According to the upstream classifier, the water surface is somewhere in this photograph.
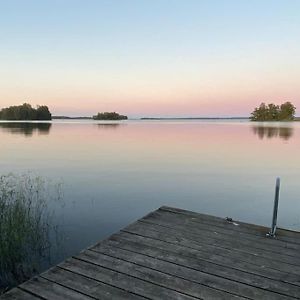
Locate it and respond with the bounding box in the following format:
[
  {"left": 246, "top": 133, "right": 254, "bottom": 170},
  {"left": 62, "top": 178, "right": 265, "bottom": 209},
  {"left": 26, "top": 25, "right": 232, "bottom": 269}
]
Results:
[{"left": 1, "top": 119, "right": 299, "bottom": 270}]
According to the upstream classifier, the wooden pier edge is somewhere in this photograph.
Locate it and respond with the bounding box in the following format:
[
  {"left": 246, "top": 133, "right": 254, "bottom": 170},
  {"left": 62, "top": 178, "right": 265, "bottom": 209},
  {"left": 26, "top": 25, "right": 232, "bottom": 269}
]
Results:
[{"left": 2, "top": 206, "right": 300, "bottom": 300}]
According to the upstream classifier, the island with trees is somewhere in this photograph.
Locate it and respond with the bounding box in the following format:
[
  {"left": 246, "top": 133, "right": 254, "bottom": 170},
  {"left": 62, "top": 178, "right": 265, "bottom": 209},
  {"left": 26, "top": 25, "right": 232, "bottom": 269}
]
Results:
[
  {"left": 0, "top": 103, "right": 52, "bottom": 120},
  {"left": 93, "top": 112, "right": 128, "bottom": 120},
  {"left": 250, "top": 101, "right": 296, "bottom": 121}
]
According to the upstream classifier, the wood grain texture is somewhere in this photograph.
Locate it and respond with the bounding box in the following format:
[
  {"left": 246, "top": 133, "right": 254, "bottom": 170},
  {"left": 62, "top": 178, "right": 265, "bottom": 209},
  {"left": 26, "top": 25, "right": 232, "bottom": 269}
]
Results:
[
  {"left": 0, "top": 288, "right": 41, "bottom": 300},
  {"left": 1, "top": 206, "right": 300, "bottom": 299}
]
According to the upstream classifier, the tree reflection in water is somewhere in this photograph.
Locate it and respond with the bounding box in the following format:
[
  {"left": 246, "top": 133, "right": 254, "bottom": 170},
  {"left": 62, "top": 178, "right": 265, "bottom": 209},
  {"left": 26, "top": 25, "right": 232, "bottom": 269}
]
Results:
[
  {"left": 0, "top": 122, "right": 52, "bottom": 136},
  {"left": 252, "top": 125, "right": 294, "bottom": 140},
  {"left": 0, "top": 173, "right": 63, "bottom": 293},
  {"left": 96, "top": 123, "right": 123, "bottom": 130}
]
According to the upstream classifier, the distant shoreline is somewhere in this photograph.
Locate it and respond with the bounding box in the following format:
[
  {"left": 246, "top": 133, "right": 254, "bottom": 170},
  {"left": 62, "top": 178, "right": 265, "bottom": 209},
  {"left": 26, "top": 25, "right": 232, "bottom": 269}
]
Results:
[
  {"left": 140, "top": 117, "right": 250, "bottom": 120},
  {"left": 52, "top": 116, "right": 251, "bottom": 120},
  {"left": 52, "top": 116, "right": 92, "bottom": 120},
  {"left": 3, "top": 116, "right": 297, "bottom": 121}
]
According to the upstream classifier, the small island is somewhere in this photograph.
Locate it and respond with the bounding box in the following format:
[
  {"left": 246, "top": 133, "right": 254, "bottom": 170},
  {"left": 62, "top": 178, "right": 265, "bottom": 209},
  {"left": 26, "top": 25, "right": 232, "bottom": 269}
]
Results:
[
  {"left": 250, "top": 101, "right": 296, "bottom": 121},
  {"left": 93, "top": 112, "right": 128, "bottom": 120},
  {"left": 0, "top": 103, "right": 52, "bottom": 120}
]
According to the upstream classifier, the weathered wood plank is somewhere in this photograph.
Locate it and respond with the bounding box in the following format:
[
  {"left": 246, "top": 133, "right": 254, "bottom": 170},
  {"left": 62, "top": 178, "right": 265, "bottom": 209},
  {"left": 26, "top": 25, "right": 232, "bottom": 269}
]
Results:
[
  {"left": 122, "top": 223, "right": 300, "bottom": 276},
  {"left": 90, "top": 240, "right": 300, "bottom": 299},
  {"left": 41, "top": 266, "right": 146, "bottom": 300},
  {"left": 140, "top": 214, "right": 300, "bottom": 262},
  {"left": 110, "top": 230, "right": 300, "bottom": 286},
  {"left": 60, "top": 257, "right": 198, "bottom": 300},
  {"left": 0, "top": 288, "right": 41, "bottom": 300},
  {"left": 160, "top": 206, "right": 300, "bottom": 244},
  {"left": 125, "top": 220, "right": 300, "bottom": 271},
  {"left": 2, "top": 206, "right": 300, "bottom": 300},
  {"left": 150, "top": 209, "right": 300, "bottom": 252},
  {"left": 20, "top": 276, "right": 94, "bottom": 300},
  {"left": 76, "top": 249, "right": 247, "bottom": 300}
]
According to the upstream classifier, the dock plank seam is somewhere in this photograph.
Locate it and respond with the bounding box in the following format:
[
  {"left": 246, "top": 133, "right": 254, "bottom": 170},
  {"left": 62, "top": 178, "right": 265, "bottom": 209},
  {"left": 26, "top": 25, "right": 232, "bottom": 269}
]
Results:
[
  {"left": 138, "top": 217, "right": 300, "bottom": 259},
  {"left": 96, "top": 238, "right": 299, "bottom": 299},
  {"left": 55, "top": 266, "right": 151, "bottom": 300},
  {"left": 2, "top": 206, "right": 300, "bottom": 300},
  {"left": 159, "top": 207, "right": 300, "bottom": 244},
  {"left": 72, "top": 256, "right": 203, "bottom": 300},
  {"left": 16, "top": 288, "right": 45, "bottom": 300},
  {"left": 120, "top": 227, "right": 299, "bottom": 276},
  {"left": 136, "top": 220, "right": 300, "bottom": 267},
  {"left": 154, "top": 209, "right": 300, "bottom": 251},
  {"left": 120, "top": 230, "right": 300, "bottom": 287},
  {"left": 117, "top": 229, "right": 300, "bottom": 278},
  {"left": 87, "top": 249, "right": 254, "bottom": 300},
  {"left": 91, "top": 240, "right": 300, "bottom": 298}
]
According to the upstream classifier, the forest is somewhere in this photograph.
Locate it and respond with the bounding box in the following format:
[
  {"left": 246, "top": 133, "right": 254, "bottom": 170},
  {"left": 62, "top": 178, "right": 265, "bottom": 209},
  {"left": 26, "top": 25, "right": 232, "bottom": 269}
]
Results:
[{"left": 0, "top": 103, "right": 52, "bottom": 120}]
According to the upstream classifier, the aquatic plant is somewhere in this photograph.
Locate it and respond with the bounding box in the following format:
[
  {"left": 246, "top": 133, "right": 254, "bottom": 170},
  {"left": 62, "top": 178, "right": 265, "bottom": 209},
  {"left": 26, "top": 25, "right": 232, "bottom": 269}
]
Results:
[{"left": 0, "top": 173, "right": 63, "bottom": 293}]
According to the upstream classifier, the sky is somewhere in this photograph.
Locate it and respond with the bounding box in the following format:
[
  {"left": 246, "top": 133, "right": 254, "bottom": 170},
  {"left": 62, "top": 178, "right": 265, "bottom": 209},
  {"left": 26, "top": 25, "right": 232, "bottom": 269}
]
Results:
[{"left": 0, "top": 0, "right": 299, "bottom": 117}]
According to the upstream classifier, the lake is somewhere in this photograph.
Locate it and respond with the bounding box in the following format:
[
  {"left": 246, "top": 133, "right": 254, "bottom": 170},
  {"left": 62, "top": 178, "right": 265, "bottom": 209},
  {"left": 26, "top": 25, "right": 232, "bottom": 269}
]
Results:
[{"left": 1, "top": 119, "right": 300, "bottom": 278}]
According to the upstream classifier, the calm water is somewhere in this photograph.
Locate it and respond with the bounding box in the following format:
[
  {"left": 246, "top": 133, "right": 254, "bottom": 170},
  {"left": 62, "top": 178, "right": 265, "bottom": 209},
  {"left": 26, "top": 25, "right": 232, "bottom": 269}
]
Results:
[{"left": 1, "top": 120, "right": 300, "bottom": 269}]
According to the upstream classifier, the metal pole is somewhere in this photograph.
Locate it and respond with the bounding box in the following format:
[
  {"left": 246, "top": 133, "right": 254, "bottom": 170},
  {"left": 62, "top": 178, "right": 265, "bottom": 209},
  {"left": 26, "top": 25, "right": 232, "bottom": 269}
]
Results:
[{"left": 268, "top": 177, "right": 280, "bottom": 237}]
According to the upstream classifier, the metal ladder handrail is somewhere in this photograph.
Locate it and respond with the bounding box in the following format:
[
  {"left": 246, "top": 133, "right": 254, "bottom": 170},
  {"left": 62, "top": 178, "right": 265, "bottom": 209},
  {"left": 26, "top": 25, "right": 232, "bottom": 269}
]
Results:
[{"left": 267, "top": 177, "right": 280, "bottom": 238}]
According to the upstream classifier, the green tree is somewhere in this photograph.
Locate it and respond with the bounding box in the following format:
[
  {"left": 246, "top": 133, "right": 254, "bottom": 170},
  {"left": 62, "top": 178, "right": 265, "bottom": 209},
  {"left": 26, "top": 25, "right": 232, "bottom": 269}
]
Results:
[
  {"left": 266, "top": 103, "right": 280, "bottom": 121},
  {"left": 0, "top": 103, "right": 52, "bottom": 120},
  {"left": 250, "top": 101, "right": 296, "bottom": 121},
  {"left": 16, "top": 103, "right": 36, "bottom": 120},
  {"left": 278, "top": 102, "right": 296, "bottom": 120},
  {"left": 93, "top": 112, "right": 128, "bottom": 120},
  {"left": 250, "top": 103, "right": 268, "bottom": 121},
  {"left": 36, "top": 106, "right": 52, "bottom": 120}
]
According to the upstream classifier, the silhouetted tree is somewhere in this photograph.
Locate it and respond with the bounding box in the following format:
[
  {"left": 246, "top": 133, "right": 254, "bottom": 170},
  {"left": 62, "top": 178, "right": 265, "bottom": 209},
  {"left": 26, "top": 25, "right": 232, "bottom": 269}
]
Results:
[
  {"left": 36, "top": 106, "right": 51, "bottom": 120},
  {"left": 93, "top": 112, "right": 128, "bottom": 120},
  {"left": 0, "top": 103, "right": 52, "bottom": 120},
  {"left": 251, "top": 101, "right": 296, "bottom": 121}
]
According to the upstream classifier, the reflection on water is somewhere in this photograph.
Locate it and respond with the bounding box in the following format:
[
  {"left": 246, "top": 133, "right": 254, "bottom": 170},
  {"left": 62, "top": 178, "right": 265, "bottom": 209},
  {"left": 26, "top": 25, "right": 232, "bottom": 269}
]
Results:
[
  {"left": 0, "top": 173, "right": 63, "bottom": 293},
  {"left": 252, "top": 125, "right": 294, "bottom": 140},
  {"left": 0, "top": 122, "right": 52, "bottom": 136},
  {"left": 96, "top": 123, "right": 123, "bottom": 129},
  {"left": 1, "top": 120, "right": 300, "bottom": 294}
]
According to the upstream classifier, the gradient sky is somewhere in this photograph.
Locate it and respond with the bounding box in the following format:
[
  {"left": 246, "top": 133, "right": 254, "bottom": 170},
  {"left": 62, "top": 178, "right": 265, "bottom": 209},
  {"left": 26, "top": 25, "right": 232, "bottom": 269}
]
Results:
[{"left": 0, "top": 0, "right": 299, "bottom": 117}]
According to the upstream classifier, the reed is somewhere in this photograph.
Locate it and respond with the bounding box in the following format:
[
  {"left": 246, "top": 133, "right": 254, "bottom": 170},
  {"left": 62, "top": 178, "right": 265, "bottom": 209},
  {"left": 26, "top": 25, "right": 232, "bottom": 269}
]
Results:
[{"left": 0, "top": 173, "right": 62, "bottom": 292}]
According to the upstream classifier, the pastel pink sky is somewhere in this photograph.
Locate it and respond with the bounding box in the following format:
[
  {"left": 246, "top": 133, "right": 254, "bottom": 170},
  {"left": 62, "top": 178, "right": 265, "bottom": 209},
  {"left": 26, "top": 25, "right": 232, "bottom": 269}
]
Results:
[{"left": 0, "top": 1, "right": 299, "bottom": 117}]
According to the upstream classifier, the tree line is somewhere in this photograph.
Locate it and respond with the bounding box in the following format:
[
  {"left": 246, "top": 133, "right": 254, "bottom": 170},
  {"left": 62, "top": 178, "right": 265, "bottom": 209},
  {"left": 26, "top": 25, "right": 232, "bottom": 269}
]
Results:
[
  {"left": 93, "top": 112, "right": 128, "bottom": 120},
  {"left": 0, "top": 103, "right": 52, "bottom": 120},
  {"left": 250, "top": 101, "right": 296, "bottom": 121}
]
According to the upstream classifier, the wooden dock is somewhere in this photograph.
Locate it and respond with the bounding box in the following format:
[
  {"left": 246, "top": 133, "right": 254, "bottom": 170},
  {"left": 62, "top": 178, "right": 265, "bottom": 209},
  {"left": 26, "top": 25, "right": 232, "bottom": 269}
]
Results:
[{"left": 2, "top": 206, "right": 300, "bottom": 299}]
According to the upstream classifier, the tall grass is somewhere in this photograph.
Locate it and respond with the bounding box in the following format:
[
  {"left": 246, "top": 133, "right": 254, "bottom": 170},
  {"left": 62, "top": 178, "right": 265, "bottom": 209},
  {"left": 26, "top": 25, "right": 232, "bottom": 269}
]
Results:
[{"left": 0, "top": 173, "right": 63, "bottom": 292}]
